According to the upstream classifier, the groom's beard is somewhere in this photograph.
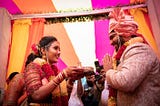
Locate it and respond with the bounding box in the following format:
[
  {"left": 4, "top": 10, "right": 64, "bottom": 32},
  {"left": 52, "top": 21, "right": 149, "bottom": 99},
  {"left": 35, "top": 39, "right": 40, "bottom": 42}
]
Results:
[{"left": 115, "top": 36, "right": 125, "bottom": 52}]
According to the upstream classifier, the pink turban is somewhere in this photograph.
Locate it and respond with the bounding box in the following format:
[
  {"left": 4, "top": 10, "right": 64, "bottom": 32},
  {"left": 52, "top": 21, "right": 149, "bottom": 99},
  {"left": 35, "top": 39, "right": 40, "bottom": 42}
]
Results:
[{"left": 109, "top": 8, "right": 138, "bottom": 37}]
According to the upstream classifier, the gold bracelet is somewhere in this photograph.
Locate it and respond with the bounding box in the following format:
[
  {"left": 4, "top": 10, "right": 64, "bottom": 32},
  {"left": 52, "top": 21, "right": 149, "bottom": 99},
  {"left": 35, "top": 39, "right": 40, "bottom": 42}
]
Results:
[
  {"left": 62, "top": 69, "right": 68, "bottom": 78},
  {"left": 51, "top": 80, "right": 59, "bottom": 86}
]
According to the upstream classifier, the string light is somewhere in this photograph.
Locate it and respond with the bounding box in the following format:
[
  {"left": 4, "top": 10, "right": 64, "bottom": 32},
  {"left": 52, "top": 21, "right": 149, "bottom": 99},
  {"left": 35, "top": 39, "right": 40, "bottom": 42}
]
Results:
[{"left": 45, "top": 13, "right": 109, "bottom": 23}]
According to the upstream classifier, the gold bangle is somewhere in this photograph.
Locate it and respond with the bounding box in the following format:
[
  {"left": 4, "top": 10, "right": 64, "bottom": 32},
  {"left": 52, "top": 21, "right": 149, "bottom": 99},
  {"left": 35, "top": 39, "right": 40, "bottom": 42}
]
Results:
[
  {"left": 62, "top": 69, "right": 68, "bottom": 78},
  {"left": 51, "top": 79, "right": 59, "bottom": 86}
]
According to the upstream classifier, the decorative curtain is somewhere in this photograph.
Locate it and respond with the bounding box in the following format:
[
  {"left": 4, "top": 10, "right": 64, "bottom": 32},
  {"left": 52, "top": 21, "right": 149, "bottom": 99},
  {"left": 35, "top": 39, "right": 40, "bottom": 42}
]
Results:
[
  {"left": 130, "top": 8, "right": 160, "bottom": 58},
  {"left": 63, "top": 22, "right": 96, "bottom": 67},
  {"left": 5, "top": 0, "right": 160, "bottom": 80},
  {"left": 0, "top": 8, "right": 11, "bottom": 88},
  {"left": 147, "top": 0, "right": 160, "bottom": 58},
  {"left": 7, "top": 19, "right": 31, "bottom": 78},
  {"left": 94, "top": 20, "right": 114, "bottom": 64},
  {"left": 91, "top": 0, "right": 130, "bottom": 64},
  {"left": 44, "top": 23, "right": 80, "bottom": 67},
  {"left": 21, "top": 18, "right": 45, "bottom": 71}
]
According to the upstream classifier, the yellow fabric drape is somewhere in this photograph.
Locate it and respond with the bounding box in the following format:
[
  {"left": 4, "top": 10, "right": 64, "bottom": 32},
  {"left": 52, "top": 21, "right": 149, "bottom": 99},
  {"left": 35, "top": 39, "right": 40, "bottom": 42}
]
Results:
[
  {"left": 130, "top": 8, "right": 160, "bottom": 58},
  {"left": 7, "top": 19, "right": 31, "bottom": 78},
  {"left": 130, "top": 0, "right": 146, "bottom": 4},
  {"left": 21, "top": 18, "right": 45, "bottom": 71}
]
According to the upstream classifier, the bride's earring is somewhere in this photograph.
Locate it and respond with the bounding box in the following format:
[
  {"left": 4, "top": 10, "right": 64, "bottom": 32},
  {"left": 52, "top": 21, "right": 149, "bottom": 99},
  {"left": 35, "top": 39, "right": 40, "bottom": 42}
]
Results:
[{"left": 42, "top": 55, "right": 46, "bottom": 59}]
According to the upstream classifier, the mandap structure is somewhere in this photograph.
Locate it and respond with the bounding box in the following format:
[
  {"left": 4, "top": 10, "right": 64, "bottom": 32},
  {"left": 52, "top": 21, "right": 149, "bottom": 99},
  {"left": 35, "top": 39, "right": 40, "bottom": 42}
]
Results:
[{"left": 0, "top": 0, "right": 160, "bottom": 89}]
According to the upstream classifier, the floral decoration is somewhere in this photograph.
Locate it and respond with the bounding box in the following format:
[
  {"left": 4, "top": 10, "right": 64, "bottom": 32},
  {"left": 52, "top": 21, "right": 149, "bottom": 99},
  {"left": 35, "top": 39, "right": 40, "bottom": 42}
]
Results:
[
  {"left": 41, "top": 63, "right": 55, "bottom": 79},
  {"left": 31, "top": 44, "right": 39, "bottom": 55},
  {"left": 41, "top": 63, "right": 59, "bottom": 80}
]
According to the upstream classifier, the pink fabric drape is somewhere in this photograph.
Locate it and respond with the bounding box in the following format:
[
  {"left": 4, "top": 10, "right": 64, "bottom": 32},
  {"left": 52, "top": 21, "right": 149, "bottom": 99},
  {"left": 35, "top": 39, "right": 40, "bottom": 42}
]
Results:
[
  {"left": 0, "top": 8, "right": 11, "bottom": 88},
  {"left": 91, "top": 0, "right": 130, "bottom": 64},
  {"left": 147, "top": 0, "right": 160, "bottom": 59}
]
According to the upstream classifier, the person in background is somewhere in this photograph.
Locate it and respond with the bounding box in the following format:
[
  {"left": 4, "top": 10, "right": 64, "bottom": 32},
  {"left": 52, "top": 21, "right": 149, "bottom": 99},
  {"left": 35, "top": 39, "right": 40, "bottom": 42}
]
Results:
[
  {"left": 3, "top": 71, "right": 27, "bottom": 106},
  {"left": 6, "top": 72, "right": 19, "bottom": 85},
  {"left": 3, "top": 51, "right": 40, "bottom": 106},
  {"left": 68, "top": 66, "right": 95, "bottom": 106},
  {"left": 24, "top": 35, "right": 86, "bottom": 105},
  {"left": 102, "top": 8, "right": 160, "bottom": 106},
  {"left": 81, "top": 68, "right": 105, "bottom": 106},
  {"left": 0, "top": 88, "right": 5, "bottom": 106}
]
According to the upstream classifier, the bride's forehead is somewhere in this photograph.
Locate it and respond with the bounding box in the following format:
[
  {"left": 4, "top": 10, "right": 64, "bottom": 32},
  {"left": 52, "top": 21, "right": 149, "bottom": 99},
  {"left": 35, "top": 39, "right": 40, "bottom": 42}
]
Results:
[{"left": 50, "top": 41, "right": 60, "bottom": 46}]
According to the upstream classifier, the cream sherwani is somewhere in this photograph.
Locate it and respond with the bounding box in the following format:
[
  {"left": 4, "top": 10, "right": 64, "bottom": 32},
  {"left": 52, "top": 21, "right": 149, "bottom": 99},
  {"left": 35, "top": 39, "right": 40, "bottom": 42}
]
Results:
[{"left": 106, "top": 42, "right": 160, "bottom": 106}]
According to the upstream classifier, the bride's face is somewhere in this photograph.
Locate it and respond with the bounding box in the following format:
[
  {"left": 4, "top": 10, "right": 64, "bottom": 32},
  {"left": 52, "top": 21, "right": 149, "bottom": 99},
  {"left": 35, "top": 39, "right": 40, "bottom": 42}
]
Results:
[{"left": 45, "top": 41, "right": 61, "bottom": 64}]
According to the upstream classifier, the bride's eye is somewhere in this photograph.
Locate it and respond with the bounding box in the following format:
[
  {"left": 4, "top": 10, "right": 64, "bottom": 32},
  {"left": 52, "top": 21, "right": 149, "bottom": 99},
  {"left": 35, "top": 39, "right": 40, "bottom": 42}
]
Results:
[{"left": 53, "top": 46, "right": 60, "bottom": 51}]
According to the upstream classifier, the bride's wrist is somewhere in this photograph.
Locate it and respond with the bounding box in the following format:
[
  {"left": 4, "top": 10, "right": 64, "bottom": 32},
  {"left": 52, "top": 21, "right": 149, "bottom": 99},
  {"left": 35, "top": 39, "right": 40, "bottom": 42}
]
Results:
[{"left": 62, "top": 69, "right": 68, "bottom": 78}]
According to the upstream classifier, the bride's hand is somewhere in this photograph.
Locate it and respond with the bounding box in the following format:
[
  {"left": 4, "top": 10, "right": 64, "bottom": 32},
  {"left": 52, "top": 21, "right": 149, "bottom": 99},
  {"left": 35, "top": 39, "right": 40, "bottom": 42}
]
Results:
[{"left": 63, "top": 66, "right": 84, "bottom": 80}]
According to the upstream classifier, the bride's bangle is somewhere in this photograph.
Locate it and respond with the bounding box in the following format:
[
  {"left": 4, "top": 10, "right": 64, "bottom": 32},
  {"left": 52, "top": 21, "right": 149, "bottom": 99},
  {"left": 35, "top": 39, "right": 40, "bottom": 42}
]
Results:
[
  {"left": 62, "top": 69, "right": 68, "bottom": 78},
  {"left": 52, "top": 71, "right": 66, "bottom": 86}
]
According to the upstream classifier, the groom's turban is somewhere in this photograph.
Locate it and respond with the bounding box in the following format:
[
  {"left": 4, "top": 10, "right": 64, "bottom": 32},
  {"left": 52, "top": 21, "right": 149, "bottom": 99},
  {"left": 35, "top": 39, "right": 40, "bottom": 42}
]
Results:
[{"left": 109, "top": 8, "right": 138, "bottom": 37}]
